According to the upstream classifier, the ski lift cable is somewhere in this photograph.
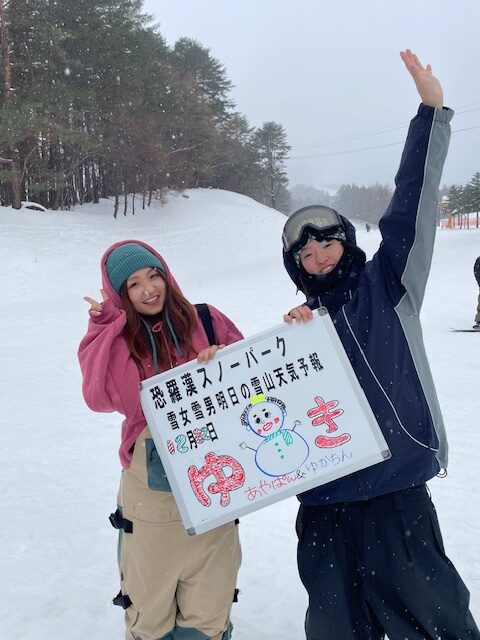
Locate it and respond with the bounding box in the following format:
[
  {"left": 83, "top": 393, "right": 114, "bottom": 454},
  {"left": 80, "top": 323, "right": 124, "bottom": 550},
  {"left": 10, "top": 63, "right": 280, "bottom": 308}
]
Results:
[
  {"left": 290, "top": 105, "right": 480, "bottom": 151},
  {"left": 289, "top": 124, "right": 480, "bottom": 160}
]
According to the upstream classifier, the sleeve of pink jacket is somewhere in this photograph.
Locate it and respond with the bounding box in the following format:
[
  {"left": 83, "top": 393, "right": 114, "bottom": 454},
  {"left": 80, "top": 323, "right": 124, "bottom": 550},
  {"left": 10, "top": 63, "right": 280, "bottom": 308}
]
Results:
[
  {"left": 78, "top": 301, "right": 244, "bottom": 419},
  {"left": 77, "top": 298, "right": 141, "bottom": 417}
]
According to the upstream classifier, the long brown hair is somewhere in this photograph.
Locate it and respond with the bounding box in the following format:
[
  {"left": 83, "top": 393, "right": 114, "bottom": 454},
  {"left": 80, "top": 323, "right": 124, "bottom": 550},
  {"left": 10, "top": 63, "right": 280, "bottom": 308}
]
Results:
[{"left": 120, "top": 269, "right": 197, "bottom": 372}]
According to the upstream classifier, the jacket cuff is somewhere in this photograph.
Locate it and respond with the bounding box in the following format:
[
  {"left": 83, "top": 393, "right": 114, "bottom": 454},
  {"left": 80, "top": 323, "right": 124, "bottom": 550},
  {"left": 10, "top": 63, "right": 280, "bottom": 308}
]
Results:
[{"left": 417, "top": 103, "right": 454, "bottom": 122}]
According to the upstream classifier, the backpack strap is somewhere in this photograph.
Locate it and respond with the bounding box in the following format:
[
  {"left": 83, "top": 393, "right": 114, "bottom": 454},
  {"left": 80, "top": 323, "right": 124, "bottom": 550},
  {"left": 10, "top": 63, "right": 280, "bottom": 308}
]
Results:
[{"left": 195, "top": 303, "right": 216, "bottom": 346}]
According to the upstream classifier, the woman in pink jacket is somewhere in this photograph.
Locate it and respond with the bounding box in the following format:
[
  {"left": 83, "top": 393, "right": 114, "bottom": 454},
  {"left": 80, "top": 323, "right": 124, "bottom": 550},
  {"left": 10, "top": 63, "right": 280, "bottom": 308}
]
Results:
[{"left": 79, "top": 240, "right": 243, "bottom": 640}]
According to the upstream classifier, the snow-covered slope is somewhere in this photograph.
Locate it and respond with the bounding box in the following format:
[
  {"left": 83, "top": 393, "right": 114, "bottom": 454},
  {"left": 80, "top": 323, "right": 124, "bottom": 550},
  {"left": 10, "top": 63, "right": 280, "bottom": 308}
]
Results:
[{"left": 0, "top": 188, "right": 478, "bottom": 638}]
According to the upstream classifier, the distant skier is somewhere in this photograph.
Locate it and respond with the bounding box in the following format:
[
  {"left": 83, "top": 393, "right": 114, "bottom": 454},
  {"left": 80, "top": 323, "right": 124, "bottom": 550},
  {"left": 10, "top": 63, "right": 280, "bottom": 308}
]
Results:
[
  {"left": 365, "top": 222, "right": 371, "bottom": 232},
  {"left": 473, "top": 256, "right": 480, "bottom": 330},
  {"left": 281, "top": 50, "right": 479, "bottom": 640}
]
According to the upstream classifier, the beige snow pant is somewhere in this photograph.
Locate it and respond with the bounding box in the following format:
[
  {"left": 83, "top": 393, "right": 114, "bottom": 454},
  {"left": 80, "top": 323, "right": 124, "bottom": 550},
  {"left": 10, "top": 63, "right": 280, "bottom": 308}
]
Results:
[{"left": 117, "top": 427, "right": 242, "bottom": 640}]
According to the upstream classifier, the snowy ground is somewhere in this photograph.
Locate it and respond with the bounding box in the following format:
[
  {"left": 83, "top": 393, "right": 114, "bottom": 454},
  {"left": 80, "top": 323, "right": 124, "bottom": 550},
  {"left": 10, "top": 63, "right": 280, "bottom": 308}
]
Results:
[{"left": 0, "top": 188, "right": 478, "bottom": 639}]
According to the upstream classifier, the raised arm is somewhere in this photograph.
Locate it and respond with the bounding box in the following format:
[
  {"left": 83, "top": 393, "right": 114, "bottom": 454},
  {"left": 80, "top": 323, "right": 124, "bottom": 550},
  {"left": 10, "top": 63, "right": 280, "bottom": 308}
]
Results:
[
  {"left": 371, "top": 51, "right": 453, "bottom": 314},
  {"left": 78, "top": 297, "right": 133, "bottom": 413}
]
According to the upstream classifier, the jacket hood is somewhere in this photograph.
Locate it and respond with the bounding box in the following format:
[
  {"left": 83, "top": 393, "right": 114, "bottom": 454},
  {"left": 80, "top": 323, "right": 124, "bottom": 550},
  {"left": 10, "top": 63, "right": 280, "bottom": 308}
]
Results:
[
  {"left": 283, "top": 214, "right": 360, "bottom": 293},
  {"left": 100, "top": 239, "right": 183, "bottom": 310}
]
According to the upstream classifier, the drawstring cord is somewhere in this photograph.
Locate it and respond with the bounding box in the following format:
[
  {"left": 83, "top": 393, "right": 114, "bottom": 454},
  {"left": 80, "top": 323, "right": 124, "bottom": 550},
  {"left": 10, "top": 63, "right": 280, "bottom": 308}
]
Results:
[
  {"left": 141, "top": 312, "right": 184, "bottom": 375},
  {"left": 141, "top": 318, "right": 161, "bottom": 374},
  {"left": 340, "top": 304, "right": 439, "bottom": 453},
  {"left": 164, "top": 309, "right": 184, "bottom": 358}
]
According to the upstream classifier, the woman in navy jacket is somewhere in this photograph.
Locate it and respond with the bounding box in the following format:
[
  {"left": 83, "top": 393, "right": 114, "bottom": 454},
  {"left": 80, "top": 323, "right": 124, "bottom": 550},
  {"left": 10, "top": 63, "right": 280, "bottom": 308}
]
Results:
[{"left": 282, "top": 49, "right": 479, "bottom": 640}]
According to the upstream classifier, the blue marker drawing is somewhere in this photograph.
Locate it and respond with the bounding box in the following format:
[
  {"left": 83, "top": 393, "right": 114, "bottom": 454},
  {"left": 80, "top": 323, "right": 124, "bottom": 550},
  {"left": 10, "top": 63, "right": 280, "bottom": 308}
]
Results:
[{"left": 239, "top": 394, "right": 309, "bottom": 477}]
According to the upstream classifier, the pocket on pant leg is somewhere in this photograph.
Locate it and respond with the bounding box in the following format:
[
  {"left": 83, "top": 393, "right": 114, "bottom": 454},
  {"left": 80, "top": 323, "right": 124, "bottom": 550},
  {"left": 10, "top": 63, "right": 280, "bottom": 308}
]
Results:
[
  {"left": 122, "top": 432, "right": 181, "bottom": 524},
  {"left": 297, "top": 504, "right": 336, "bottom": 589},
  {"left": 145, "top": 438, "right": 171, "bottom": 491},
  {"left": 122, "top": 467, "right": 182, "bottom": 524},
  {"left": 400, "top": 494, "right": 444, "bottom": 565},
  {"left": 426, "top": 501, "right": 447, "bottom": 556}
]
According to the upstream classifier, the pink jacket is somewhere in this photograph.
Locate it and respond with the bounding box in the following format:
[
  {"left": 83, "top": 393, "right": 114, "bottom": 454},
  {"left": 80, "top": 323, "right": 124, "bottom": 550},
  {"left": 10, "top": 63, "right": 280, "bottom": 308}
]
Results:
[{"left": 78, "top": 240, "right": 244, "bottom": 468}]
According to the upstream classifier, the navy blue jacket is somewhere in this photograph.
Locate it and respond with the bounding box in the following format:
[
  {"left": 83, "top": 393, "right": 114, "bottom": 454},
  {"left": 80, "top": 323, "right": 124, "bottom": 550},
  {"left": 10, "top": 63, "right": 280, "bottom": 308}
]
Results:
[{"left": 284, "top": 104, "right": 453, "bottom": 505}]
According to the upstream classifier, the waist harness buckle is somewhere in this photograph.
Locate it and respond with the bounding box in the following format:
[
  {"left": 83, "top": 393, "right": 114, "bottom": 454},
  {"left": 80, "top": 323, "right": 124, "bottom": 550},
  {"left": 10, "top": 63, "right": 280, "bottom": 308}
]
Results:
[{"left": 109, "top": 508, "right": 133, "bottom": 533}]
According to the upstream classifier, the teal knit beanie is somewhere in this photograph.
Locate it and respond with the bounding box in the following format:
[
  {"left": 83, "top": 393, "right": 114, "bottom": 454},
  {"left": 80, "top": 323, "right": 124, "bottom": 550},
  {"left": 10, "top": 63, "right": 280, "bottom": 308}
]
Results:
[{"left": 106, "top": 242, "right": 166, "bottom": 293}]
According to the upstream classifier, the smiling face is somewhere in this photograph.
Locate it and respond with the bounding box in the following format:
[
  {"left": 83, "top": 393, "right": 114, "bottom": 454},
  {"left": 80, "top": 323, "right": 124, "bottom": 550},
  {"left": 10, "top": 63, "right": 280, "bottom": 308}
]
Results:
[
  {"left": 126, "top": 267, "right": 167, "bottom": 315},
  {"left": 249, "top": 401, "right": 284, "bottom": 437},
  {"left": 299, "top": 238, "right": 344, "bottom": 276}
]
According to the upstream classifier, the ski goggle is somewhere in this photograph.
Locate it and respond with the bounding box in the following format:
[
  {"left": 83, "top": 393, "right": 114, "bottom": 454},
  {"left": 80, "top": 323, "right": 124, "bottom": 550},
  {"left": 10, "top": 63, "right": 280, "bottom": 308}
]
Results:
[{"left": 282, "top": 205, "right": 344, "bottom": 253}]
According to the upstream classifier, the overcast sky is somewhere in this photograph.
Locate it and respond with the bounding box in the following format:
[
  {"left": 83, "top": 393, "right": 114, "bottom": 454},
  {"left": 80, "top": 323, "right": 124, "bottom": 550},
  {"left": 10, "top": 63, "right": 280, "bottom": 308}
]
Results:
[{"left": 144, "top": 0, "right": 480, "bottom": 191}]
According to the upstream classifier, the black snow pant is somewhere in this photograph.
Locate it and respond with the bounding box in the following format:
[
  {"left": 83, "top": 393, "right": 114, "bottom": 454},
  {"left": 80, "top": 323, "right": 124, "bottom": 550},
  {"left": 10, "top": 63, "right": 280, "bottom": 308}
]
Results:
[
  {"left": 474, "top": 257, "right": 480, "bottom": 323},
  {"left": 296, "top": 484, "right": 479, "bottom": 640},
  {"left": 474, "top": 256, "right": 480, "bottom": 288}
]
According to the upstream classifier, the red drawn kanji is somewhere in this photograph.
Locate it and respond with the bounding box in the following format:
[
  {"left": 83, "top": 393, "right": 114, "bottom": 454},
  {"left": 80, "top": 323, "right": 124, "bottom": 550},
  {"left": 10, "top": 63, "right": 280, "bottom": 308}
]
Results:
[
  {"left": 188, "top": 453, "right": 245, "bottom": 507},
  {"left": 307, "top": 396, "right": 344, "bottom": 433},
  {"left": 315, "top": 433, "right": 351, "bottom": 448}
]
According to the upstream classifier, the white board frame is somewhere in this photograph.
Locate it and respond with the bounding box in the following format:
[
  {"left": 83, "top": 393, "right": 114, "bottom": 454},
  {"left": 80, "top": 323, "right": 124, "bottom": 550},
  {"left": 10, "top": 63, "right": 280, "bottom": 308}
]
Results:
[{"left": 140, "top": 310, "right": 390, "bottom": 534}]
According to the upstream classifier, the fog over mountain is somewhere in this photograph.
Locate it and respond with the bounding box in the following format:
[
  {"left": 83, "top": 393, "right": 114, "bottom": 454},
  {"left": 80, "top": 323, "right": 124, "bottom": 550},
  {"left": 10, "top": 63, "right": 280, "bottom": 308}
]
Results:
[{"left": 146, "top": 0, "right": 480, "bottom": 191}]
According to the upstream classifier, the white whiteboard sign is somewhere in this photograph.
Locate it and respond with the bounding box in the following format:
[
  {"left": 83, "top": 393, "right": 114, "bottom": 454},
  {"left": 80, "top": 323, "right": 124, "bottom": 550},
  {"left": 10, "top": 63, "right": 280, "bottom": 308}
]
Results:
[{"left": 140, "top": 311, "right": 390, "bottom": 534}]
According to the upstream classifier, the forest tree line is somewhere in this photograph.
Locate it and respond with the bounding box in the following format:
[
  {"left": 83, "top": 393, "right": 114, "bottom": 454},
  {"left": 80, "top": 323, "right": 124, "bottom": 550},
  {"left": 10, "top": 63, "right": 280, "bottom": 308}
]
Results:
[
  {"left": 1, "top": 1, "right": 478, "bottom": 220},
  {"left": 443, "top": 170, "right": 480, "bottom": 226},
  {"left": 291, "top": 171, "right": 480, "bottom": 227},
  {"left": 0, "top": 0, "right": 291, "bottom": 213},
  {"left": 290, "top": 182, "right": 394, "bottom": 224}
]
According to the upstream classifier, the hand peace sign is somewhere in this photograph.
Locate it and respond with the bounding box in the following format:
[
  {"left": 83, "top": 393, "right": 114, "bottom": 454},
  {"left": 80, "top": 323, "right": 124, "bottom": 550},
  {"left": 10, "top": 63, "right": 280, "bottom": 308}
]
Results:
[{"left": 83, "top": 289, "right": 109, "bottom": 317}]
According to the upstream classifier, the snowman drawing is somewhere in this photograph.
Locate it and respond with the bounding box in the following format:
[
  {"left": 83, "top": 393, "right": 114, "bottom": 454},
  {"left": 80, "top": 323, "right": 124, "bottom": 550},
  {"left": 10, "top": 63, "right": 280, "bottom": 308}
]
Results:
[{"left": 239, "top": 394, "right": 309, "bottom": 477}]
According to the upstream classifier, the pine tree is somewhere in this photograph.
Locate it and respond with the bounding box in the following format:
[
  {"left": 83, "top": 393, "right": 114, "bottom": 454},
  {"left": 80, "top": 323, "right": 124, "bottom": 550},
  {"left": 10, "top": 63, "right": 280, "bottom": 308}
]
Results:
[
  {"left": 469, "top": 170, "right": 480, "bottom": 228},
  {"left": 252, "top": 121, "right": 291, "bottom": 212},
  {"left": 170, "top": 38, "right": 234, "bottom": 122}
]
